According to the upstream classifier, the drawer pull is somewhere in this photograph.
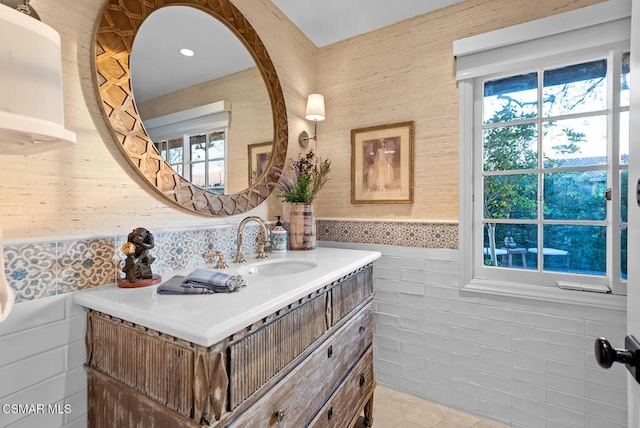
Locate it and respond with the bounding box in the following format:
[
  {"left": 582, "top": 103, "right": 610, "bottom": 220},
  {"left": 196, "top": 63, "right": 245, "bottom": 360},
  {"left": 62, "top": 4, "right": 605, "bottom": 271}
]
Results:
[
  {"left": 327, "top": 346, "right": 333, "bottom": 358},
  {"left": 359, "top": 326, "right": 366, "bottom": 333},
  {"left": 276, "top": 408, "right": 285, "bottom": 423},
  {"left": 359, "top": 373, "right": 366, "bottom": 387},
  {"left": 327, "top": 407, "right": 333, "bottom": 420}
]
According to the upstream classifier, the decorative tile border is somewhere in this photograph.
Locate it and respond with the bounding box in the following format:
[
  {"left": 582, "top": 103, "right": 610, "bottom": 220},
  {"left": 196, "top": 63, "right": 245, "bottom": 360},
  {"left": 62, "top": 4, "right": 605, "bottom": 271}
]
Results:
[
  {"left": 57, "top": 238, "right": 117, "bottom": 294},
  {"left": 4, "top": 225, "right": 263, "bottom": 303},
  {"left": 4, "top": 220, "right": 458, "bottom": 303},
  {"left": 4, "top": 242, "right": 58, "bottom": 302},
  {"left": 317, "top": 219, "right": 458, "bottom": 249}
]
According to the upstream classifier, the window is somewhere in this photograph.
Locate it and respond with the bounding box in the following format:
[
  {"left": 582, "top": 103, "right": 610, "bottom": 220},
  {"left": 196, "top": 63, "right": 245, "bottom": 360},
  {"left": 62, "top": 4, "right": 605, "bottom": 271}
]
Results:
[
  {"left": 480, "top": 54, "right": 628, "bottom": 291},
  {"left": 154, "top": 130, "right": 227, "bottom": 194},
  {"left": 155, "top": 137, "right": 184, "bottom": 175},
  {"left": 455, "top": 0, "right": 630, "bottom": 308},
  {"left": 190, "top": 131, "right": 226, "bottom": 193},
  {"left": 145, "top": 101, "right": 230, "bottom": 194}
]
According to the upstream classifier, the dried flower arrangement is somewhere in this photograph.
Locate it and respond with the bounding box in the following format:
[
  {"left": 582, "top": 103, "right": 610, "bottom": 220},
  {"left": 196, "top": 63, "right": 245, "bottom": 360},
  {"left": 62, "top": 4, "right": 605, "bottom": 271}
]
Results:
[{"left": 271, "top": 150, "right": 331, "bottom": 203}]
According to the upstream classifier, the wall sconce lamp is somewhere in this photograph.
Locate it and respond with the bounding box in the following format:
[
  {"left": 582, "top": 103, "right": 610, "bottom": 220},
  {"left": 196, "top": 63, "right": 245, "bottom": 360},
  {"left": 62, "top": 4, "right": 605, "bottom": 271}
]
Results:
[
  {"left": 0, "top": 1, "right": 76, "bottom": 154},
  {"left": 298, "top": 94, "right": 325, "bottom": 148}
]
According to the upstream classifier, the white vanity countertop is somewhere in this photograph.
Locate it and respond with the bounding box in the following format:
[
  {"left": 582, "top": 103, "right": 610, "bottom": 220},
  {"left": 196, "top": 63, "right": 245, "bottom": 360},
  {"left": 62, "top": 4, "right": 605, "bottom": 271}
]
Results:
[{"left": 73, "top": 247, "right": 380, "bottom": 347}]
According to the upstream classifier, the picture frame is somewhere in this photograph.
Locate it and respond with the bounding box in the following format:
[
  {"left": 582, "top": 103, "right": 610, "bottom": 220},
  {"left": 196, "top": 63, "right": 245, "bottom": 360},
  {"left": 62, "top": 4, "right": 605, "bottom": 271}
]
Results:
[
  {"left": 248, "top": 141, "right": 273, "bottom": 185},
  {"left": 351, "top": 121, "right": 414, "bottom": 204}
]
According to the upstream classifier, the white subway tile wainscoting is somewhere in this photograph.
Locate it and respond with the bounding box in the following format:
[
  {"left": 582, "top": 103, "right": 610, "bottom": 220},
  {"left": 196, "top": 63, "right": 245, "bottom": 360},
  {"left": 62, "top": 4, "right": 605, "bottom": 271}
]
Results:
[
  {"left": 0, "top": 220, "right": 628, "bottom": 427},
  {"left": 0, "top": 294, "right": 87, "bottom": 427},
  {"left": 321, "top": 239, "right": 627, "bottom": 428}
]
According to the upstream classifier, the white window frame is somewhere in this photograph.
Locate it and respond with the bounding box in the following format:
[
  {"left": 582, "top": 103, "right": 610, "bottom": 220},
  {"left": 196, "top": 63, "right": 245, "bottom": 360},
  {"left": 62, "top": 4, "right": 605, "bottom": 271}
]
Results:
[
  {"left": 154, "top": 128, "right": 228, "bottom": 192},
  {"left": 455, "top": 0, "right": 631, "bottom": 310},
  {"left": 188, "top": 130, "right": 228, "bottom": 192},
  {"left": 144, "top": 101, "right": 231, "bottom": 192},
  {"left": 153, "top": 137, "right": 186, "bottom": 172}
]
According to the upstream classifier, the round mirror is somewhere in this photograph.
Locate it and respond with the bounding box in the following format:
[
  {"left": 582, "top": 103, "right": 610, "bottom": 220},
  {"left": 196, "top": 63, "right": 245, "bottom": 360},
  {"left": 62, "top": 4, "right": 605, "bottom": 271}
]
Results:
[{"left": 94, "top": 0, "right": 287, "bottom": 216}]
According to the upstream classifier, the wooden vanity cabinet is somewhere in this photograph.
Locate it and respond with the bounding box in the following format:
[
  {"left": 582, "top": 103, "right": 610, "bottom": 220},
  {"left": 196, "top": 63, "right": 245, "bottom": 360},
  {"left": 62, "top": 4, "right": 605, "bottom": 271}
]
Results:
[{"left": 85, "top": 264, "right": 375, "bottom": 427}]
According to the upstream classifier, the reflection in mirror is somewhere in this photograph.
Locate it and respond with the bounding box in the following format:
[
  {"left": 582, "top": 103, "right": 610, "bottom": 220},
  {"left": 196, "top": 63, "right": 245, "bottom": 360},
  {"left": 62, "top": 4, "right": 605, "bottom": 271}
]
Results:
[
  {"left": 94, "top": 0, "right": 287, "bottom": 217},
  {"left": 130, "top": 6, "right": 274, "bottom": 195},
  {"left": 191, "top": 131, "right": 225, "bottom": 193}
]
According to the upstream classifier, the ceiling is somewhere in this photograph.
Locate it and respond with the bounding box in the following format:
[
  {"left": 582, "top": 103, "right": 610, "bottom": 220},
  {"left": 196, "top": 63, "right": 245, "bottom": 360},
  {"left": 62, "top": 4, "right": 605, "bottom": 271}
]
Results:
[
  {"left": 271, "top": 0, "right": 465, "bottom": 47},
  {"left": 130, "top": 6, "right": 255, "bottom": 103},
  {"left": 130, "top": 1, "right": 465, "bottom": 103}
]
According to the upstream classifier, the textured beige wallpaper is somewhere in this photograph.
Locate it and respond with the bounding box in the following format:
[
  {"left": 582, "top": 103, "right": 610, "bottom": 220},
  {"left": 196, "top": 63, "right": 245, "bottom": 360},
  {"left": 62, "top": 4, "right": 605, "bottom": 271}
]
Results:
[
  {"left": 314, "top": 0, "right": 602, "bottom": 221},
  {"left": 0, "top": 0, "right": 316, "bottom": 240},
  {"left": 0, "top": 0, "right": 601, "bottom": 240}
]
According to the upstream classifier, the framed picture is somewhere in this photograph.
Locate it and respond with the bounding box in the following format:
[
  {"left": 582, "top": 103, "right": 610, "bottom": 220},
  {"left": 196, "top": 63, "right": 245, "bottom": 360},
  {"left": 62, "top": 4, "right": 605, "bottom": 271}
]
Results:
[
  {"left": 248, "top": 142, "right": 272, "bottom": 185},
  {"left": 351, "top": 121, "right": 414, "bottom": 204}
]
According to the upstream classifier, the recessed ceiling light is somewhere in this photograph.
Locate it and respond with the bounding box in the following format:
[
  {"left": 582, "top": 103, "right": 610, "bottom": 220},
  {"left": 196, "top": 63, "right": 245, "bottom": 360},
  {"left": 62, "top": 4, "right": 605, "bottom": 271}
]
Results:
[{"left": 180, "top": 48, "right": 195, "bottom": 57}]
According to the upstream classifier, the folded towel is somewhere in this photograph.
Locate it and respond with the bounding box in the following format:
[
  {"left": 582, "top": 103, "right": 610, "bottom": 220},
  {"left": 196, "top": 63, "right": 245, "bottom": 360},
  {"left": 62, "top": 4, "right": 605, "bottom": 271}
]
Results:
[
  {"left": 157, "top": 276, "right": 215, "bottom": 295},
  {"left": 181, "top": 269, "right": 246, "bottom": 293}
]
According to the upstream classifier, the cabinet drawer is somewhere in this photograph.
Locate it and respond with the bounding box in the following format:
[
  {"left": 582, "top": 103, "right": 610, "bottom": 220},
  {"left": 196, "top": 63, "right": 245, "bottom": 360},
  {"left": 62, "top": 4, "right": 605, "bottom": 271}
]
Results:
[
  {"left": 228, "top": 303, "right": 372, "bottom": 427},
  {"left": 228, "top": 293, "right": 328, "bottom": 409},
  {"left": 332, "top": 266, "right": 373, "bottom": 325},
  {"left": 308, "top": 347, "right": 374, "bottom": 428}
]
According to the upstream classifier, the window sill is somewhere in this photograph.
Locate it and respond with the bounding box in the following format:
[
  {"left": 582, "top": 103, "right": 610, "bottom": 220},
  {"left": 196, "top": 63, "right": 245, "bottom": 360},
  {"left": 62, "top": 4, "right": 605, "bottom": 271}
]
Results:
[{"left": 463, "top": 278, "right": 626, "bottom": 311}]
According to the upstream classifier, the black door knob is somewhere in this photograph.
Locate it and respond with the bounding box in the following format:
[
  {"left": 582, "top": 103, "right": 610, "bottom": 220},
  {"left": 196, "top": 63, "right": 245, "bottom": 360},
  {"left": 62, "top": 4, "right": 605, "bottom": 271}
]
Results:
[
  {"left": 594, "top": 337, "right": 634, "bottom": 368},
  {"left": 595, "top": 336, "right": 640, "bottom": 385}
]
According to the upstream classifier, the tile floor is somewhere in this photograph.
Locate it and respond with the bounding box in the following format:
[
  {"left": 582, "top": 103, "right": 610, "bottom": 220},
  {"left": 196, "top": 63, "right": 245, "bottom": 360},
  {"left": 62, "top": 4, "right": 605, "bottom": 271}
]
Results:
[{"left": 356, "top": 386, "right": 507, "bottom": 428}]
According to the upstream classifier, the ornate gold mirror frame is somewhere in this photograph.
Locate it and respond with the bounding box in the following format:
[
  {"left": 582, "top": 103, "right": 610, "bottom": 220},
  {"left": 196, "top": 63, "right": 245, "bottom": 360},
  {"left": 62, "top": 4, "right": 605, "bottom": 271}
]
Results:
[{"left": 94, "top": 0, "right": 287, "bottom": 216}]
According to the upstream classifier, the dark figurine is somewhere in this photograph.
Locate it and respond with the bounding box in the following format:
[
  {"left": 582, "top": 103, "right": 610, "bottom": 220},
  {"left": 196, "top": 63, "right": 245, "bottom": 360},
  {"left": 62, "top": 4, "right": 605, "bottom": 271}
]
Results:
[{"left": 119, "top": 227, "right": 160, "bottom": 287}]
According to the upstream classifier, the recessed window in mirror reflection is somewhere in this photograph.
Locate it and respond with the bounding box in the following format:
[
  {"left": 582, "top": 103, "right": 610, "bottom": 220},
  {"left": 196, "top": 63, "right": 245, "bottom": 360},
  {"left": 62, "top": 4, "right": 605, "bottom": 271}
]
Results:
[
  {"left": 189, "top": 131, "right": 226, "bottom": 194},
  {"left": 154, "top": 138, "right": 184, "bottom": 176},
  {"left": 130, "top": 5, "right": 274, "bottom": 195}
]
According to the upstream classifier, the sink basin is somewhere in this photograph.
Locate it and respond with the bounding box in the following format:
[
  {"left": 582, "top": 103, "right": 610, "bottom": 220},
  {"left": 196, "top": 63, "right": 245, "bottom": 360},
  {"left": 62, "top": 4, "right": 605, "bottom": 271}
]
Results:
[{"left": 241, "top": 259, "right": 317, "bottom": 277}]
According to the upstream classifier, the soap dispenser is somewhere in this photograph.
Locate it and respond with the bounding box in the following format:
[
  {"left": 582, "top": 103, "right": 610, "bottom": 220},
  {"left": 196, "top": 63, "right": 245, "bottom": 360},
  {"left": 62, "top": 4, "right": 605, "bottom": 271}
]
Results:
[{"left": 270, "top": 216, "right": 288, "bottom": 253}]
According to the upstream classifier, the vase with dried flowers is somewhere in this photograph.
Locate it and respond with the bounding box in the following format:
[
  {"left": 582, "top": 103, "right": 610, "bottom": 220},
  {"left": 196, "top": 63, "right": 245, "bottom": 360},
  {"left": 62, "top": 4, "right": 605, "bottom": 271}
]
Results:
[{"left": 271, "top": 150, "right": 331, "bottom": 250}]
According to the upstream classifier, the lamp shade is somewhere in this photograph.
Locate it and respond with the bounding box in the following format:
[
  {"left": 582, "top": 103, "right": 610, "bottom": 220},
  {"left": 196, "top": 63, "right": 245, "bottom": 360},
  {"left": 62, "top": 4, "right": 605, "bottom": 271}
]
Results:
[
  {"left": 305, "top": 94, "right": 325, "bottom": 121},
  {"left": 0, "top": 4, "right": 75, "bottom": 154}
]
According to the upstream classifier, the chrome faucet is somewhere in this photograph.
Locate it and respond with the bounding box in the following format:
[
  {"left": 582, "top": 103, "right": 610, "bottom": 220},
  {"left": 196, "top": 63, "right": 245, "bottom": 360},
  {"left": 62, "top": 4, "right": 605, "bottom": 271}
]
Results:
[{"left": 234, "top": 216, "right": 271, "bottom": 263}]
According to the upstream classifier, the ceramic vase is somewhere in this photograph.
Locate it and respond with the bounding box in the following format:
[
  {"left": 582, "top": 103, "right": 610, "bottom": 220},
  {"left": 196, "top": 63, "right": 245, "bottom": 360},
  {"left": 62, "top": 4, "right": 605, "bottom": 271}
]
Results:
[{"left": 289, "top": 203, "right": 316, "bottom": 250}]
